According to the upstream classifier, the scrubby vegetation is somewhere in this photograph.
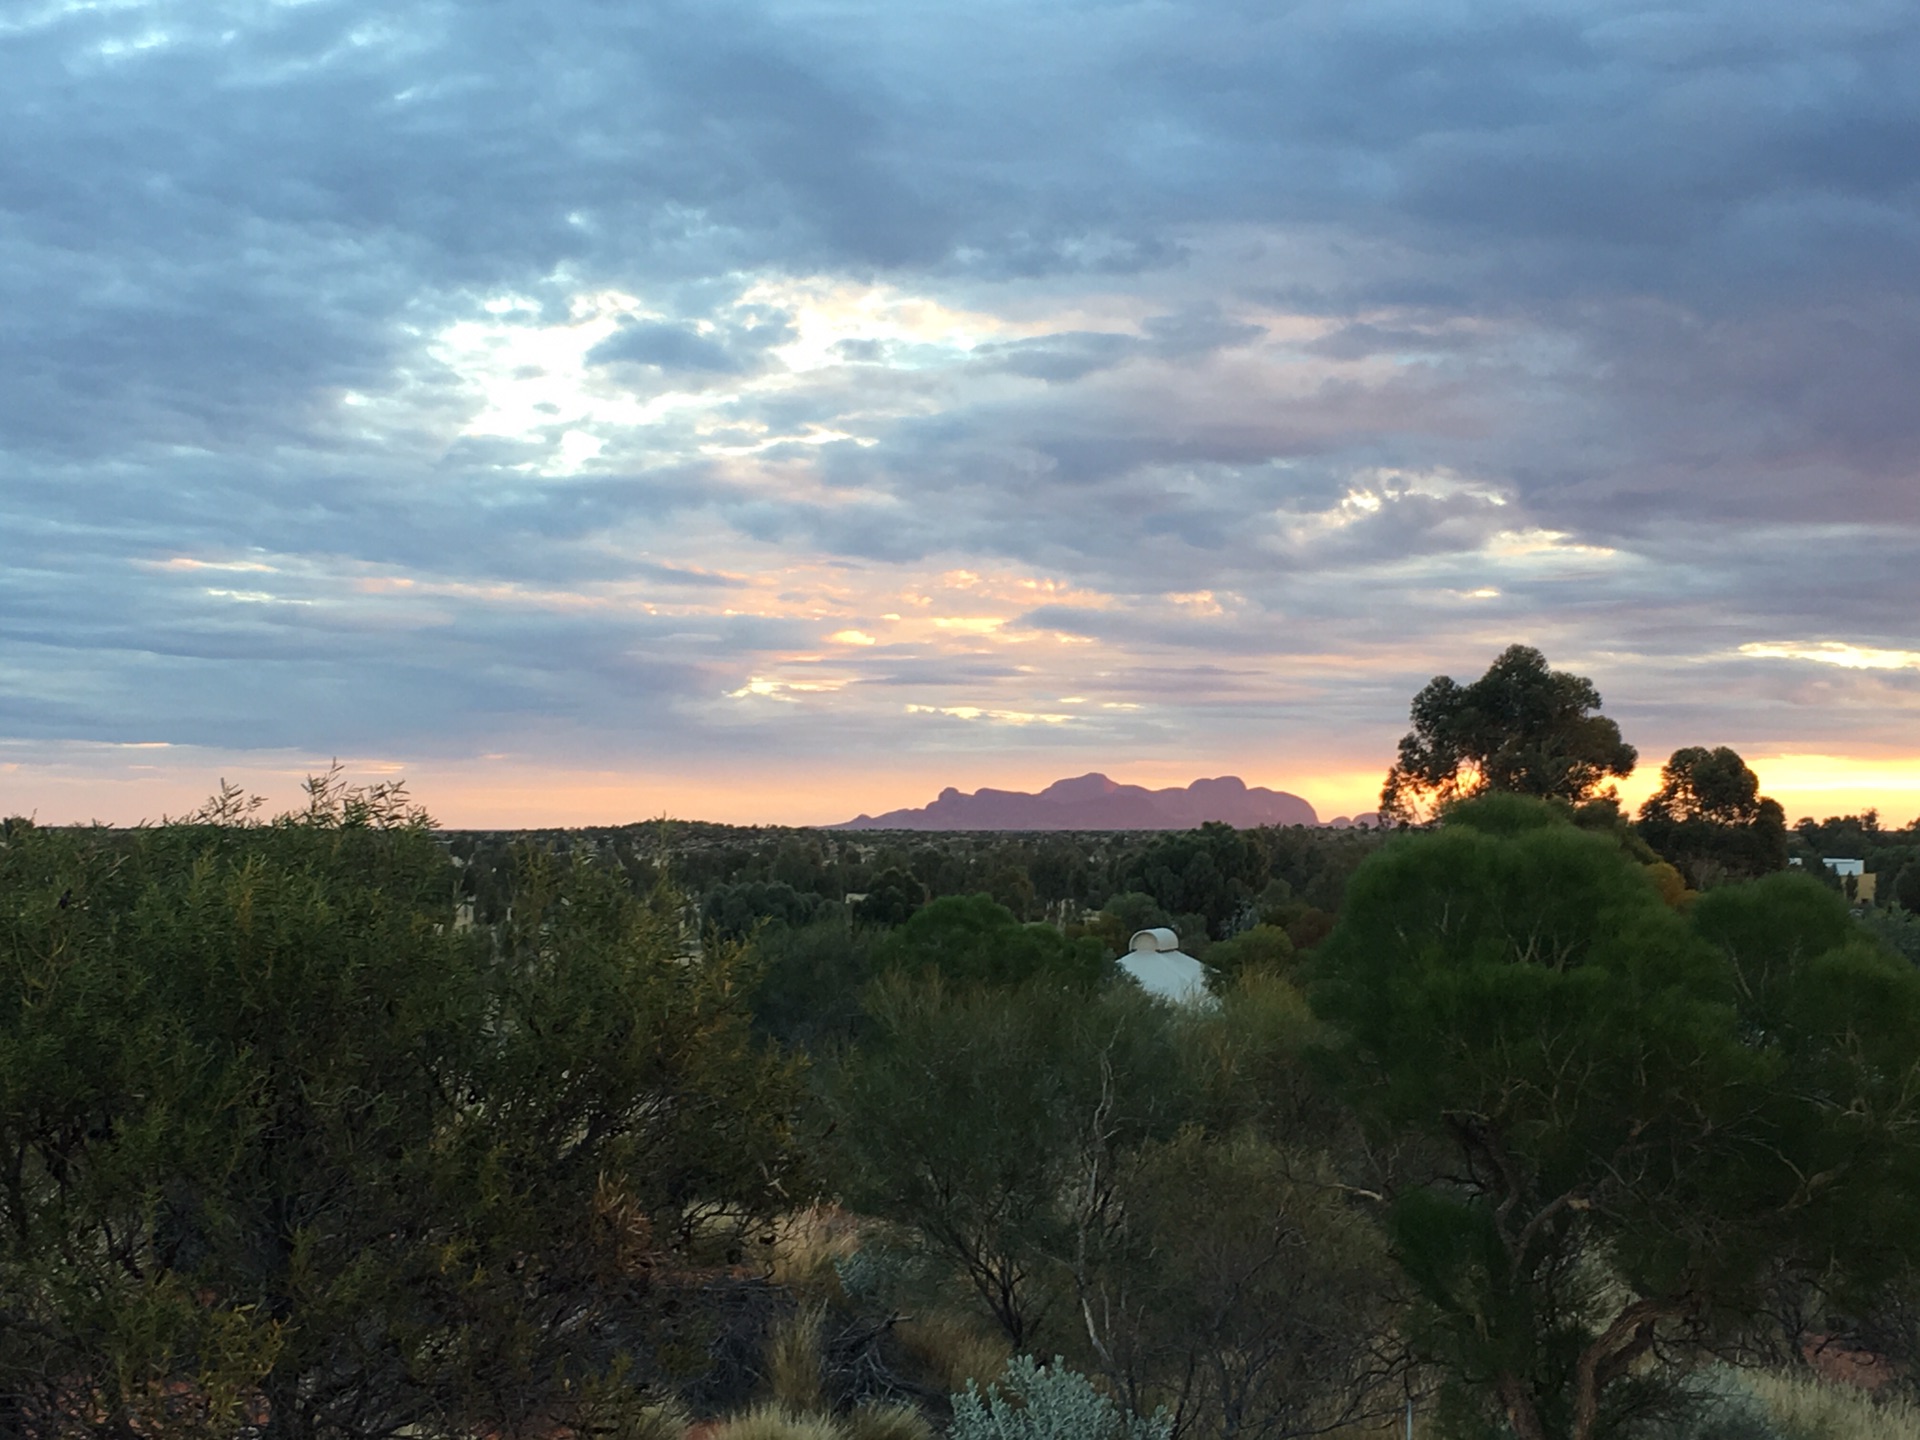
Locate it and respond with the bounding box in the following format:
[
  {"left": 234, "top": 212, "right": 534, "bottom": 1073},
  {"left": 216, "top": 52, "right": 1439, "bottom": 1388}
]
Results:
[{"left": 9, "top": 651, "right": 1920, "bottom": 1440}]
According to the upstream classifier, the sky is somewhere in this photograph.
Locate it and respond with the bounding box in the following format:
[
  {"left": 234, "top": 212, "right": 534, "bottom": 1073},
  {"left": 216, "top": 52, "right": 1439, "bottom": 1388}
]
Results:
[{"left": 3, "top": 0, "right": 1918, "bottom": 828}]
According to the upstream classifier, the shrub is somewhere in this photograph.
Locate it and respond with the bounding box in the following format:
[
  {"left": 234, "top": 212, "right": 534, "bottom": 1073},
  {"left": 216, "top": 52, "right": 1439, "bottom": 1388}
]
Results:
[
  {"left": 950, "top": 1356, "right": 1169, "bottom": 1440},
  {"left": 876, "top": 895, "right": 1109, "bottom": 991},
  {"left": 1200, "top": 922, "right": 1294, "bottom": 991}
]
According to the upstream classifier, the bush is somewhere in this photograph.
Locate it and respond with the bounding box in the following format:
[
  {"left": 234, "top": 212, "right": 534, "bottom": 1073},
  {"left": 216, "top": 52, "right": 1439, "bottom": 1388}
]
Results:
[
  {"left": 822, "top": 979, "right": 1184, "bottom": 1348},
  {"left": 950, "top": 1356, "right": 1169, "bottom": 1440},
  {"left": 750, "top": 911, "right": 881, "bottom": 1049},
  {"left": 707, "top": 880, "right": 829, "bottom": 941},
  {"left": 1200, "top": 922, "right": 1294, "bottom": 991},
  {"left": 876, "top": 895, "right": 1109, "bottom": 991},
  {"left": 1859, "top": 905, "right": 1920, "bottom": 965},
  {"left": 1896, "top": 862, "right": 1920, "bottom": 915},
  {"left": 0, "top": 792, "right": 808, "bottom": 1438}
]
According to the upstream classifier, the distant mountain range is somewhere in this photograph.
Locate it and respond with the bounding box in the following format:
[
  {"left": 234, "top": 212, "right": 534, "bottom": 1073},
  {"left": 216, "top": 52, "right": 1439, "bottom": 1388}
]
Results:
[{"left": 836, "top": 773, "right": 1321, "bottom": 831}]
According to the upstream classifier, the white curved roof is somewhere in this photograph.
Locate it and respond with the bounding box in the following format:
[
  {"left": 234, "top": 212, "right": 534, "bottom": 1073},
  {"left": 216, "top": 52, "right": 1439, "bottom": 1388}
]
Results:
[{"left": 1120, "top": 928, "right": 1210, "bottom": 1004}]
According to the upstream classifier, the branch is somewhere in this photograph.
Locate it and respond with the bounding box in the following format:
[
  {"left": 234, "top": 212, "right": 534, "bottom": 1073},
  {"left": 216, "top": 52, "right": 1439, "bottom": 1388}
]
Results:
[{"left": 1570, "top": 1296, "right": 1688, "bottom": 1440}]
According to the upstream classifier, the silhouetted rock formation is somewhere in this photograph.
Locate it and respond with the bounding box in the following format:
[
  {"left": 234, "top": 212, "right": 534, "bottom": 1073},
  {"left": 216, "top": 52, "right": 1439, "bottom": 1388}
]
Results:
[{"left": 837, "top": 773, "right": 1318, "bottom": 830}]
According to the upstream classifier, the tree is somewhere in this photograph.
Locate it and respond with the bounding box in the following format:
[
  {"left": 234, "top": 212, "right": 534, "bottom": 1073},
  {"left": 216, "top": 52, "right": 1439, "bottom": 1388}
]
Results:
[
  {"left": 1379, "top": 645, "right": 1637, "bottom": 823},
  {"left": 1311, "top": 796, "right": 1920, "bottom": 1440},
  {"left": 823, "top": 978, "right": 1183, "bottom": 1349},
  {"left": 853, "top": 866, "right": 923, "bottom": 928},
  {"left": 704, "top": 878, "right": 828, "bottom": 940},
  {"left": 1897, "top": 861, "right": 1920, "bottom": 915},
  {"left": 1120, "top": 824, "right": 1270, "bottom": 940},
  {"left": 0, "top": 781, "right": 808, "bottom": 1439},
  {"left": 1635, "top": 747, "right": 1788, "bottom": 887},
  {"left": 875, "top": 894, "right": 1109, "bottom": 992},
  {"left": 746, "top": 910, "right": 881, "bottom": 1050},
  {"left": 1068, "top": 1128, "right": 1397, "bottom": 1440},
  {"left": 1197, "top": 924, "right": 1294, "bottom": 992}
]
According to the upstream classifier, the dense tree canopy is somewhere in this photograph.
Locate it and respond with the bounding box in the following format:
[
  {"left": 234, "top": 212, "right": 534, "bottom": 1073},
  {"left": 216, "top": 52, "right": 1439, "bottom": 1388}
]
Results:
[
  {"left": 1380, "top": 645, "right": 1638, "bottom": 823},
  {"left": 824, "top": 976, "right": 1182, "bottom": 1348},
  {"left": 0, "top": 785, "right": 807, "bottom": 1440},
  {"left": 1635, "top": 746, "right": 1788, "bottom": 887},
  {"left": 823, "top": 969, "right": 1397, "bottom": 1438},
  {"left": 13, "top": 744, "right": 1920, "bottom": 1440},
  {"left": 1120, "top": 823, "right": 1270, "bottom": 940},
  {"left": 1311, "top": 795, "right": 1920, "bottom": 1440},
  {"left": 875, "top": 893, "right": 1109, "bottom": 991}
]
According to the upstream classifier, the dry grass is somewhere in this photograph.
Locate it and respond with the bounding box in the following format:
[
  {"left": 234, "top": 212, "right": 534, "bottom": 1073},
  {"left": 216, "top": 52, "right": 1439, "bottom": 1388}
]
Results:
[
  {"left": 709, "top": 1405, "right": 846, "bottom": 1440},
  {"left": 892, "top": 1312, "right": 1009, "bottom": 1394},
  {"left": 615, "top": 1402, "right": 695, "bottom": 1440},
  {"left": 764, "top": 1304, "right": 827, "bottom": 1412},
  {"left": 842, "top": 1403, "right": 935, "bottom": 1440},
  {"left": 767, "top": 1207, "right": 865, "bottom": 1294},
  {"left": 1746, "top": 1369, "right": 1920, "bottom": 1440},
  {"left": 1158, "top": 1369, "right": 1920, "bottom": 1440}
]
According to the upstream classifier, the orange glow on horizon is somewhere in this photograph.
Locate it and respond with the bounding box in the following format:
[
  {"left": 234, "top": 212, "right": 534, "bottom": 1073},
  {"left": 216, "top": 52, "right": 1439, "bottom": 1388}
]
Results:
[{"left": 5, "top": 745, "right": 1918, "bottom": 831}]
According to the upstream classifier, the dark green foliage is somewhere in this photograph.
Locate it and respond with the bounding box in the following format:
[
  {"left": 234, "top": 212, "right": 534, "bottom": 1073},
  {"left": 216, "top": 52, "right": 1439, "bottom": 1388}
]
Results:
[
  {"left": 1793, "top": 809, "right": 1884, "bottom": 856},
  {"left": 1636, "top": 747, "right": 1789, "bottom": 887},
  {"left": 707, "top": 879, "right": 831, "bottom": 940},
  {"left": 982, "top": 862, "right": 1039, "bottom": 920},
  {"left": 823, "top": 979, "right": 1184, "bottom": 1348},
  {"left": 771, "top": 836, "right": 843, "bottom": 898},
  {"left": 854, "top": 867, "right": 923, "bottom": 927},
  {"left": 748, "top": 910, "right": 882, "bottom": 1049},
  {"left": 1686, "top": 869, "right": 1855, "bottom": 977},
  {"left": 1640, "top": 747, "right": 1777, "bottom": 828},
  {"left": 1791, "top": 810, "right": 1920, "bottom": 897},
  {"left": 824, "top": 953, "right": 1394, "bottom": 1437},
  {"left": 1088, "top": 891, "right": 1173, "bottom": 947},
  {"left": 1257, "top": 827, "right": 1384, "bottom": 918},
  {"left": 1199, "top": 923, "right": 1294, "bottom": 991},
  {"left": 1311, "top": 800, "right": 1920, "bottom": 1440},
  {"left": 1380, "top": 644, "right": 1638, "bottom": 823},
  {"left": 0, "top": 787, "right": 808, "bottom": 1440},
  {"left": 442, "top": 819, "right": 1391, "bottom": 977},
  {"left": 1120, "top": 823, "right": 1270, "bottom": 939},
  {"left": 1028, "top": 844, "right": 1094, "bottom": 906},
  {"left": 1862, "top": 905, "right": 1920, "bottom": 964},
  {"left": 1071, "top": 1126, "right": 1395, "bottom": 1440},
  {"left": 875, "top": 894, "right": 1109, "bottom": 992},
  {"left": 1440, "top": 788, "right": 1579, "bottom": 835},
  {"left": 1276, "top": 906, "right": 1336, "bottom": 951},
  {"left": 1896, "top": 860, "right": 1920, "bottom": 914},
  {"left": 1643, "top": 1371, "right": 1782, "bottom": 1440}
]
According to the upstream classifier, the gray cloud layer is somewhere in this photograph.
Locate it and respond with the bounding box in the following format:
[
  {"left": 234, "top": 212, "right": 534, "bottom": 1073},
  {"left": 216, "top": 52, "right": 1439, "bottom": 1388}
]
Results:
[{"left": 3, "top": 0, "right": 1917, "bottom": 812}]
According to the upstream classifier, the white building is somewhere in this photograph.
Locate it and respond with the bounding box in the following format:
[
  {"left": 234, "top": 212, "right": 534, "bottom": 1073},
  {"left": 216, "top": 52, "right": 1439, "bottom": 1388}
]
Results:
[{"left": 1120, "top": 927, "right": 1211, "bottom": 1004}]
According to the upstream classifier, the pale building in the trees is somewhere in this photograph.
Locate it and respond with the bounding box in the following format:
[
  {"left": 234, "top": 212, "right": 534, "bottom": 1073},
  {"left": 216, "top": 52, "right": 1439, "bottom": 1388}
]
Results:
[{"left": 1121, "top": 927, "right": 1210, "bottom": 1004}]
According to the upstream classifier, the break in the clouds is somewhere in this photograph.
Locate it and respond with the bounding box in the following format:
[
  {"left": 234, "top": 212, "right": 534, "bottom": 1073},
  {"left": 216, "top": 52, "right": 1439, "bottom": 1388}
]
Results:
[{"left": 3, "top": 0, "right": 1919, "bottom": 824}]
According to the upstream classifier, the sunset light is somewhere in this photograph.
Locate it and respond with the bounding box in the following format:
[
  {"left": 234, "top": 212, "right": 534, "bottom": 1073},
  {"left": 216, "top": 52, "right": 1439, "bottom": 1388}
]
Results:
[{"left": 0, "top": 0, "right": 1913, "bottom": 836}]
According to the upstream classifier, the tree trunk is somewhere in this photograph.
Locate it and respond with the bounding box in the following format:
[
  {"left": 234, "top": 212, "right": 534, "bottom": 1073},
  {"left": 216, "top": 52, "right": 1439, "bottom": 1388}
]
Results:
[
  {"left": 1569, "top": 1298, "right": 1674, "bottom": 1440},
  {"left": 1496, "top": 1370, "right": 1548, "bottom": 1440}
]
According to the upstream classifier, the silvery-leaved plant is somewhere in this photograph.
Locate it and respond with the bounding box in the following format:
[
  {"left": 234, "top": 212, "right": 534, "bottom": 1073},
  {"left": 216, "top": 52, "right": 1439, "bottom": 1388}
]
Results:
[{"left": 950, "top": 1356, "right": 1170, "bottom": 1440}]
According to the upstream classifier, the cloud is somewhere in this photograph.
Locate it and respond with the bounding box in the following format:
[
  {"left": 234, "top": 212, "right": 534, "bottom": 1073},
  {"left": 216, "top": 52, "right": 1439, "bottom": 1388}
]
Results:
[
  {"left": 1740, "top": 642, "right": 1920, "bottom": 672},
  {"left": 2, "top": 0, "right": 1918, "bottom": 820},
  {"left": 587, "top": 306, "right": 797, "bottom": 375},
  {"left": 589, "top": 323, "right": 745, "bottom": 374}
]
